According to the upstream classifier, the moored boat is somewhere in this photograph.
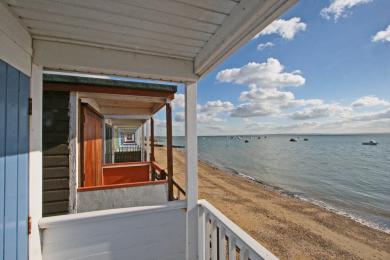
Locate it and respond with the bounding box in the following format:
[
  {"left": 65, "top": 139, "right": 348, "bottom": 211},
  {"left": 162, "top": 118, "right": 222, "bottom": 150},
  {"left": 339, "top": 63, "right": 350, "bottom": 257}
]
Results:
[{"left": 362, "top": 140, "right": 378, "bottom": 145}]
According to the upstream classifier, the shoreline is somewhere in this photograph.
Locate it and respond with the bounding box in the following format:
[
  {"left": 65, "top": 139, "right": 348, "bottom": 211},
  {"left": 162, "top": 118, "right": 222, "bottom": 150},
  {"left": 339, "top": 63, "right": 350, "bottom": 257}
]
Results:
[
  {"left": 155, "top": 147, "right": 390, "bottom": 259},
  {"left": 198, "top": 156, "right": 390, "bottom": 235}
]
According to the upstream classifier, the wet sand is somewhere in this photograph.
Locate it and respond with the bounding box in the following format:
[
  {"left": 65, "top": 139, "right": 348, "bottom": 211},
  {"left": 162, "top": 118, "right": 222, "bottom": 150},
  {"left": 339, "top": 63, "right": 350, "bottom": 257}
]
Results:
[{"left": 155, "top": 147, "right": 390, "bottom": 260}]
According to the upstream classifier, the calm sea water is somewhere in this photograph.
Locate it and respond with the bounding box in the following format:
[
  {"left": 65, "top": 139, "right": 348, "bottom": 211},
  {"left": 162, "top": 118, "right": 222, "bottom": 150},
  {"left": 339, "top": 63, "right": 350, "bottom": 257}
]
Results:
[{"left": 157, "top": 134, "right": 390, "bottom": 232}]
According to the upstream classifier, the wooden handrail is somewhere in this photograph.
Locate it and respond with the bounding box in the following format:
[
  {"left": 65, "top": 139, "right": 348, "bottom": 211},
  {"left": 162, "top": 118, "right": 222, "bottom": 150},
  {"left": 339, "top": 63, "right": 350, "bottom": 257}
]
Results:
[
  {"left": 173, "top": 179, "right": 186, "bottom": 196},
  {"left": 151, "top": 161, "right": 164, "bottom": 172},
  {"left": 150, "top": 161, "right": 167, "bottom": 181}
]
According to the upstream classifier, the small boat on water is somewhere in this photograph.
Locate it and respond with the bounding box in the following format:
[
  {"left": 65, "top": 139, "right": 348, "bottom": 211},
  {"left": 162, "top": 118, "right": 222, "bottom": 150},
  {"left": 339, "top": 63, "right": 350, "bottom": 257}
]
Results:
[
  {"left": 245, "top": 140, "right": 249, "bottom": 143},
  {"left": 289, "top": 138, "right": 297, "bottom": 142},
  {"left": 303, "top": 138, "right": 309, "bottom": 141},
  {"left": 362, "top": 140, "right": 378, "bottom": 145}
]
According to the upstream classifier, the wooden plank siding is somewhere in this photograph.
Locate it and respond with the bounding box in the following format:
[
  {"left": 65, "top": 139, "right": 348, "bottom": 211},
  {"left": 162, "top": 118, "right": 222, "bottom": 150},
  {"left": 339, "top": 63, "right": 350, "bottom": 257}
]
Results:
[
  {"left": 0, "top": 59, "right": 30, "bottom": 260},
  {"left": 42, "top": 91, "right": 70, "bottom": 217}
]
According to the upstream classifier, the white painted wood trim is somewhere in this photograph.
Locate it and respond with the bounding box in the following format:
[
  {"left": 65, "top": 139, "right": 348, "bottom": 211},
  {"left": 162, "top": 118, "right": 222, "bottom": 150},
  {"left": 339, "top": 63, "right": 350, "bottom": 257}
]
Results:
[
  {"left": 104, "top": 115, "right": 152, "bottom": 120},
  {"left": 68, "top": 92, "right": 79, "bottom": 213},
  {"left": 146, "top": 119, "right": 150, "bottom": 162},
  {"left": 112, "top": 126, "right": 116, "bottom": 163},
  {"left": 194, "top": 0, "right": 298, "bottom": 75},
  {"left": 39, "top": 200, "right": 187, "bottom": 229},
  {"left": 185, "top": 81, "right": 198, "bottom": 260},
  {"left": 33, "top": 39, "right": 198, "bottom": 82},
  {"left": 29, "top": 64, "right": 43, "bottom": 260},
  {"left": 141, "top": 124, "right": 145, "bottom": 161},
  {"left": 185, "top": 82, "right": 198, "bottom": 209},
  {"left": 0, "top": 3, "right": 32, "bottom": 75}
]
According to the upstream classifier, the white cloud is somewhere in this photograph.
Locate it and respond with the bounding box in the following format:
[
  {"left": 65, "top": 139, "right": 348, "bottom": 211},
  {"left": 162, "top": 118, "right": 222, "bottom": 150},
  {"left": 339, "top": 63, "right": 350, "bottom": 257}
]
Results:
[
  {"left": 231, "top": 103, "right": 278, "bottom": 118},
  {"left": 174, "top": 112, "right": 185, "bottom": 122},
  {"left": 289, "top": 103, "right": 352, "bottom": 120},
  {"left": 352, "top": 96, "right": 390, "bottom": 107},
  {"left": 197, "top": 100, "right": 233, "bottom": 124},
  {"left": 320, "top": 0, "right": 372, "bottom": 21},
  {"left": 171, "top": 93, "right": 185, "bottom": 109},
  {"left": 217, "top": 58, "right": 305, "bottom": 89},
  {"left": 175, "top": 100, "right": 234, "bottom": 124},
  {"left": 254, "top": 17, "right": 307, "bottom": 40},
  {"left": 198, "top": 100, "right": 234, "bottom": 114},
  {"left": 257, "top": 42, "right": 274, "bottom": 51},
  {"left": 349, "top": 109, "right": 390, "bottom": 121},
  {"left": 372, "top": 25, "right": 390, "bottom": 42},
  {"left": 218, "top": 58, "right": 310, "bottom": 118}
]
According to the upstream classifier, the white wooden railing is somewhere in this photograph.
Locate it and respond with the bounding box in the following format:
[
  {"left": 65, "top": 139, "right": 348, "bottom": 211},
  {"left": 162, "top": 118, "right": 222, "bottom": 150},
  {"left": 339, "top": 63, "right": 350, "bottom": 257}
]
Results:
[{"left": 198, "top": 200, "right": 278, "bottom": 260}]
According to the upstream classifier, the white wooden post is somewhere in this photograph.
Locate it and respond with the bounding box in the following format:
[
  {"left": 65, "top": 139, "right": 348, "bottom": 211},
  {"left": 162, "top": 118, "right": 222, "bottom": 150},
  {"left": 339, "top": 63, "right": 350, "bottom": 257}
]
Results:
[
  {"left": 112, "top": 126, "right": 116, "bottom": 163},
  {"left": 146, "top": 119, "right": 150, "bottom": 162},
  {"left": 185, "top": 81, "right": 198, "bottom": 260},
  {"left": 68, "top": 92, "right": 79, "bottom": 213},
  {"left": 141, "top": 124, "right": 145, "bottom": 161},
  {"left": 29, "top": 64, "right": 43, "bottom": 260}
]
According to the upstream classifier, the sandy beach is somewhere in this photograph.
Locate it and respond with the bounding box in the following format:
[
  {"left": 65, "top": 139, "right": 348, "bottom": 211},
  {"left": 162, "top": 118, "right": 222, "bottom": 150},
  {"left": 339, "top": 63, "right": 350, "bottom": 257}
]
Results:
[{"left": 155, "top": 147, "right": 390, "bottom": 260}]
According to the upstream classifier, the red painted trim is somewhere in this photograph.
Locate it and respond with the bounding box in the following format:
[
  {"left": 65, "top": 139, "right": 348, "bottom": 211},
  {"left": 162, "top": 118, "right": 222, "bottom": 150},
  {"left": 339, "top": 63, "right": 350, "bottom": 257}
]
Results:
[
  {"left": 103, "top": 161, "right": 150, "bottom": 168},
  {"left": 77, "top": 180, "right": 167, "bottom": 192},
  {"left": 151, "top": 161, "right": 164, "bottom": 172}
]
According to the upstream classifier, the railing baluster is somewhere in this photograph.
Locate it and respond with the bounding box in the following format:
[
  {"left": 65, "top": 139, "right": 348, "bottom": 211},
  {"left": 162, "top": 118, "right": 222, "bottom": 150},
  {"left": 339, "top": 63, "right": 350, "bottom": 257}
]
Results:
[
  {"left": 228, "top": 236, "right": 236, "bottom": 260},
  {"left": 211, "top": 220, "right": 218, "bottom": 260},
  {"left": 198, "top": 207, "right": 206, "bottom": 260},
  {"left": 218, "top": 226, "right": 226, "bottom": 260},
  {"left": 248, "top": 252, "right": 262, "bottom": 260},
  {"left": 198, "top": 201, "right": 278, "bottom": 260},
  {"left": 239, "top": 247, "right": 249, "bottom": 260},
  {"left": 205, "top": 213, "right": 211, "bottom": 260}
]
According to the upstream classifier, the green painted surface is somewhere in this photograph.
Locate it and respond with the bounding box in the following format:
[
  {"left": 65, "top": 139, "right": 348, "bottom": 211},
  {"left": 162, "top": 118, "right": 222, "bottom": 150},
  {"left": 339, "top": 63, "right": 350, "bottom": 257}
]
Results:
[{"left": 43, "top": 74, "right": 177, "bottom": 93}]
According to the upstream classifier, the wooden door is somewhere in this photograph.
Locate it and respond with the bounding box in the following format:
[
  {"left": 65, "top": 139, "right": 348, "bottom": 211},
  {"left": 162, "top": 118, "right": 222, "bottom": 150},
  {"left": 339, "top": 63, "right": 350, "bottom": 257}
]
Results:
[{"left": 81, "top": 104, "right": 103, "bottom": 187}]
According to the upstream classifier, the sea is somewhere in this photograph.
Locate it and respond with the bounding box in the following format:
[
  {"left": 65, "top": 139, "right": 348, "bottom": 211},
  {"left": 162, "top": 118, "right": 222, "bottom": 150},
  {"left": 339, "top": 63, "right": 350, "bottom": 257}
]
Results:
[{"left": 156, "top": 134, "right": 390, "bottom": 233}]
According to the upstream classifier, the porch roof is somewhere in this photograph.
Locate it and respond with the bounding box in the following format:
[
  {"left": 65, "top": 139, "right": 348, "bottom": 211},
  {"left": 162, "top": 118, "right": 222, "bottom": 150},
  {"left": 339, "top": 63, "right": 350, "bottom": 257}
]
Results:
[
  {"left": 43, "top": 74, "right": 177, "bottom": 93},
  {"left": 3, "top": 0, "right": 297, "bottom": 81},
  {"left": 43, "top": 74, "right": 176, "bottom": 116}
]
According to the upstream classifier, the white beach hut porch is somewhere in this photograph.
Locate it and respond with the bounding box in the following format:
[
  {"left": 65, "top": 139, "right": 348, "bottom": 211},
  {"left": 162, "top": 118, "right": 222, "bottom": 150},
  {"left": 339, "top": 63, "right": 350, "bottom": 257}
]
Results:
[{"left": 0, "top": 0, "right": 297, "bottom": 259}]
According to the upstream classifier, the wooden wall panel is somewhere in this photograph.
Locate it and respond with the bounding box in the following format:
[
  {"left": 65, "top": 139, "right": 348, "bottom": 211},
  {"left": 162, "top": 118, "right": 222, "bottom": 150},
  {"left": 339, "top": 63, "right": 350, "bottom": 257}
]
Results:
[
  {"left": 0, "top": 59, "right": 30, "bottom": 260},
  {"left": 42, "top": 91, "right": 70, "bottom": 217}
]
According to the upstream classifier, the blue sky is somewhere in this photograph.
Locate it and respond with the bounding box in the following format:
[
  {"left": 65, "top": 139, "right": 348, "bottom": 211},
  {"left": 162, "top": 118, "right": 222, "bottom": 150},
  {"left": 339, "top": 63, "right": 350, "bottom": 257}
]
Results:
[{"left": 158, "top": 0, "right": 390, "bottom": 135}]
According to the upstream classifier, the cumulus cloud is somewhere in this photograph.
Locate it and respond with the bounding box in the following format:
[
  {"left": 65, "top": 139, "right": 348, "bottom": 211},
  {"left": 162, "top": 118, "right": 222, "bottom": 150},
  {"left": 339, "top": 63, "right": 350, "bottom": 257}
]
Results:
[
  {"left": 198, "top": 100, "right": 234, "bottom": 114},
  {"left": 217, "top": 58, "right": 310, "bottom": 118},
  {"left": 372, "top": 25, "right": 390, "bottom": 42},
  {"left": 174, "top": 112, "right": 185, "bottom": 122},
  {"left": 197, "top": 100, "right": 233, "bottom": 123},
  {"left": 257, "top": 42, "right": 274, "bottom": 51},
  {"left": 175, "top": 100, "right": 234, "bottom": 124},
  {"left": 352, "top": 96, "right": 389, "bottom": 107},
  {"left": 320, "top": 0, "right": 372, "bottom": 21},
  {"left": 349, "top": 109, "right": 390, "bottom": 122},
  {"left": 290, "top": 103, "right": 351, "bottom": 120},
  {"left": 216, "top": 58, "right": 305, "bottom": 89},
  {"left": 171, "top": 93, "right": 185, "bottom": 109},
  {"left": 254, "top": 17, "right": 307, "bottom": 40},
  {"left": 231, "top": 103, "right": 278, "bottom": 118}
]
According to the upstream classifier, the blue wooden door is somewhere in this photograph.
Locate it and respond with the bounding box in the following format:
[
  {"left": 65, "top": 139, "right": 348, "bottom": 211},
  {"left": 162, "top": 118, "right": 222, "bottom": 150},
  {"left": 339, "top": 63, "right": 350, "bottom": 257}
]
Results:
[{"left": 0, "top": 60, "right": 30, "bottom": 260}]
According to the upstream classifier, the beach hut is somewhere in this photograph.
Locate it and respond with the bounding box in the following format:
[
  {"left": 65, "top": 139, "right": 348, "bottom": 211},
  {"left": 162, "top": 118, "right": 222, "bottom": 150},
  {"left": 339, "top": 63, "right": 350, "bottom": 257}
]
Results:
[
  {"left": 41, "top": 74, "right": 182, "bottom": 215},
  {"left": 0, "top": 0, "right": 297, "bottom": 259}
]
